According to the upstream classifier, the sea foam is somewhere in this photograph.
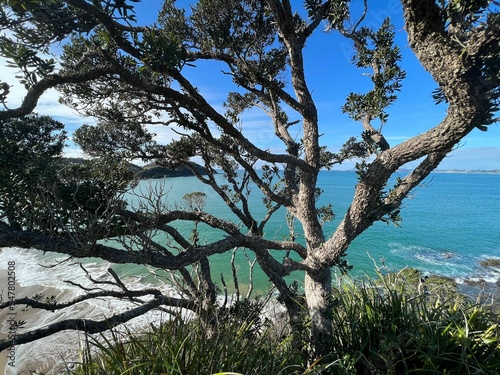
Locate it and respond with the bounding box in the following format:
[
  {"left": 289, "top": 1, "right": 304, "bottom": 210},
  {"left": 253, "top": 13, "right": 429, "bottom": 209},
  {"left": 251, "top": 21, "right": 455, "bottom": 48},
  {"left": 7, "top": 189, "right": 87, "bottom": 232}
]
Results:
[{"left": 0, "top": 246, "right": 179, "bottom": 374}]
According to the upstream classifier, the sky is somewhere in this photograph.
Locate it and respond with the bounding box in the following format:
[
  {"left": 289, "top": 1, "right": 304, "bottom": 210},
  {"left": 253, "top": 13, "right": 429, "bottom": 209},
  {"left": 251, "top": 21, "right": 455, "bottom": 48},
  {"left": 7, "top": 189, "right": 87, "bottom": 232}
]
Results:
[{"left": 2, "top": 0, "right": 499, "bottom": 170}]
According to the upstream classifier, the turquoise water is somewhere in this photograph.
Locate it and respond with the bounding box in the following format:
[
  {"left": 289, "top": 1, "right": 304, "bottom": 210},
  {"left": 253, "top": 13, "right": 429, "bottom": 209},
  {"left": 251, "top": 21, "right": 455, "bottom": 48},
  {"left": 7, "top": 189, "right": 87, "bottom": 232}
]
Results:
[
  {"left": 10, "top": 171, "right": 496, "bottom": 294},
  {"left": 3, "top": 171, "right": 497, "bottom": 370},
  {"left": 120, "top": 171, "right": 500, "bottom": 293}
]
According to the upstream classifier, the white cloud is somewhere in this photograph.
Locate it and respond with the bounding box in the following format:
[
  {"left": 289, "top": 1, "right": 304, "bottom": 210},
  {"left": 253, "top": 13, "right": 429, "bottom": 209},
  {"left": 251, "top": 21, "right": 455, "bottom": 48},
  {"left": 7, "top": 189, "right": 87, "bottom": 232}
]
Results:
[
  {"left": 146, "top": 124, "right": 183, "bottom": 144},
  {"left": 62, "top": 147, "right": 90, "bottom": 159},
  {"left": 0, "top": 58, "right": 89, "bottom": 122},
  {"left": 0, "top": 56, "right": 93, "bottom": 157}
]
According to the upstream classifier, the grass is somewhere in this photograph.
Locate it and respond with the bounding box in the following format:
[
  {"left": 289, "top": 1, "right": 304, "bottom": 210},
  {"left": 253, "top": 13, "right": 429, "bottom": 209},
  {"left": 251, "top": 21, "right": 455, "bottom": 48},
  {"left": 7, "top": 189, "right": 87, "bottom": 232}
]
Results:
[
  {"left": 327, "top": 270, "right": 500, "bottom": 374},
  {"left": 64, "top": 269, "right": 500, "bottom": 375},
  {"left": 70, "top": 306, "right": 302, "bottom": 375}
]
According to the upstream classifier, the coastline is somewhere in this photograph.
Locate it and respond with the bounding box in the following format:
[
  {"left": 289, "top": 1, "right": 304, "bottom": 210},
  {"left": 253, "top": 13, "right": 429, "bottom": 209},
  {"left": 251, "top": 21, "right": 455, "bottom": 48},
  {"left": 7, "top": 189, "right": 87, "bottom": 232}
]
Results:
[
  {"left": 0, "top": 247, "right": 187, "bottom": 374},
  {"left": 0, "top": 267, "right": 72, "bottom": 374},
  {"left": 433, "top": 169, "right": 500, "bottom": 174},
  {"left": 0, "top": 247, "right": 499, "bottom": 374}
]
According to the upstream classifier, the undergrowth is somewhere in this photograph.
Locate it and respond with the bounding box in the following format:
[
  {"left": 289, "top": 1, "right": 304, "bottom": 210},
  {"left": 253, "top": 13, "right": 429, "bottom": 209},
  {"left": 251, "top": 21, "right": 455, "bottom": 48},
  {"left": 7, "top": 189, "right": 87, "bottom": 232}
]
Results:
[{"left": 62, "top": 269, "right": 500, "bottom": 375}]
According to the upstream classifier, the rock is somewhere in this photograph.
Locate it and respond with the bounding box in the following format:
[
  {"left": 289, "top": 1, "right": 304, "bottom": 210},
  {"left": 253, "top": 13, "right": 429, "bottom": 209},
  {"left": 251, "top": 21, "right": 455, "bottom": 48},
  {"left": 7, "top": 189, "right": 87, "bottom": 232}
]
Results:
[
  {"left": 463, "top": 278, "right": 486, "bottom": 286},
  {"left": 480, "top": 258, "right": 500, "bottom": 268}
]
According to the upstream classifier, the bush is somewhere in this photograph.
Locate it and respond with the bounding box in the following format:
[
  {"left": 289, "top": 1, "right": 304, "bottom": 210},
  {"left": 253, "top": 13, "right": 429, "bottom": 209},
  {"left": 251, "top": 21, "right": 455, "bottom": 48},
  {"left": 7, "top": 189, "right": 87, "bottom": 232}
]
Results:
[
  {"left": 325, "top": 270, "right": 500, "bottom": 374},
  {"left": 71, "top": 312, "right": 302, "bottom": 375},
  {"left": 68, "top": 270, "right": 500, "bottom": 375}
]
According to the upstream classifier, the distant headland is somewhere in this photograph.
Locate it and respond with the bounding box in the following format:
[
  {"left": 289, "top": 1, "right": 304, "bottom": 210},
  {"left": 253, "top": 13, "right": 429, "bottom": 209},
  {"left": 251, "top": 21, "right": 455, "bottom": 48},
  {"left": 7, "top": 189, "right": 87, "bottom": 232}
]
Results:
[
  {"left": 62, "top": 158, "right": 210, "bottom": 179},
  {"left": 433, "top": 169, "right": 500, "bottom": 174}
]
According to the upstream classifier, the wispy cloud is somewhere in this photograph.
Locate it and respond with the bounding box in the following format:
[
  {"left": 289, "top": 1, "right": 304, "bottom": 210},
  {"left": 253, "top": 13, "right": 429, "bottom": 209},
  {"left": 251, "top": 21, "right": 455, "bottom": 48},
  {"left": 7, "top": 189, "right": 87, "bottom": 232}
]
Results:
[
  {"left": 2, "top": 53, "right": 498, "bottom": 171},
  {"left": 439, "top": 147, "right": 500, "bottom": 170}
]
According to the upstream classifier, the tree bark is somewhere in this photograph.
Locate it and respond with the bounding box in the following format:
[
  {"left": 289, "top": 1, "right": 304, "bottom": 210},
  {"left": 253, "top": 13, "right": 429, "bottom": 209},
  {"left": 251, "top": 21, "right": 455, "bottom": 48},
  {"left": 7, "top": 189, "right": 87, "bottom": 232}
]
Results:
[{"left": 304, "top": 269, "right": 333, "bottom": 360}]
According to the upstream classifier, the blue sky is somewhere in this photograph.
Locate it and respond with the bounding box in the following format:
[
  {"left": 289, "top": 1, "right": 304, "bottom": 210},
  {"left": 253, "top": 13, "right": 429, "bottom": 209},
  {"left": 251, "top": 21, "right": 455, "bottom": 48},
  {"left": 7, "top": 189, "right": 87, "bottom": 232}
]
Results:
[{"left": 3, "top": 0, "right": 499, "bottom": 170}]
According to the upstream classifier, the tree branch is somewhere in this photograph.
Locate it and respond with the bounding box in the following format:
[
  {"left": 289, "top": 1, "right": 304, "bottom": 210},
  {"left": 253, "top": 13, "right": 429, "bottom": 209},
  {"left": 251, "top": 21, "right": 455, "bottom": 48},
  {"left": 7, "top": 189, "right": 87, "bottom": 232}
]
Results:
[
  {"left": 0, "top": 221, "right": 243, "bottom": 269},
  {"left": 384, "top": 149, "right": 450, "bottom": 209},
  {"left": 168, "top": 68, "right": 309, "bottom": 168},
  {"left": 0, "top": 295, "right": 195, "bottom": 352},
  {"left": 0, "top": 288, "right": 163, "bottom": 312},
  {"left": 0, "top": 67, "right": 117, "bottom": 120}
]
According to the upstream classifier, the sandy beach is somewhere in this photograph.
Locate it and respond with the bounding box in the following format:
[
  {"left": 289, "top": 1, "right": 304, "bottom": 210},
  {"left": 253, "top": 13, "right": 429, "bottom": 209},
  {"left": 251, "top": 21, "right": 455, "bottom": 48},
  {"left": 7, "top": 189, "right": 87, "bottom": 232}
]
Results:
[
  {"left": 0, "top": 258, "right": 78, "bottom": 375},
  {"left": 0, "top": 247, "right": 182, "bottom": 374}
]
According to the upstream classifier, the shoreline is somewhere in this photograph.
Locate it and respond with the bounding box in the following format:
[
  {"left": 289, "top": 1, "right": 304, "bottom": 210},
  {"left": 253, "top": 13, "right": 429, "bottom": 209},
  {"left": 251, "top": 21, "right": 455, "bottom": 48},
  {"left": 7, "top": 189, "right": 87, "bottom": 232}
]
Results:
[
  {"left": 0, "top": 247, "right": 185, "bottom": 374},
  {"left": 0, "top": 270, "right": 69, "bottom": 374},
  {"left": 1, "top": 245, "right": 499, "bottom": 374}
]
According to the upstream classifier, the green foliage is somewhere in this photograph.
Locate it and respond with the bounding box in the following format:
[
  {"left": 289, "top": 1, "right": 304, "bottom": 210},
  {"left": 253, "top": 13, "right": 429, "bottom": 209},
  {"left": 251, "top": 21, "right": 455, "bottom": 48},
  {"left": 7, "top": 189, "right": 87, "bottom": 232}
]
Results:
[
  {"left": 323, "top": 130, "right": 385, "bottom": 169},
  {"left": 73, "top": 311, "right": 300, "bottom": 375},
  {"left": 325, "top": 0, "right": 351, "bottom": 30},
  {"left": 2, "top": 0, "right": 139, "bottom": 42},
  {"left": 1, "top": 42, "right": 55, "bottom": 89},
  {"left": 0, "top": 0, "right": 123, "bottom": 90},
  {"left": 0, "top": 114, "right": 66, "bottom": 229},
  {"left": 159, "top": 0, "right": 287, "bottom": 87},
  {"left": 137, "top": 28, "right": 187, "bottom": 71},
  {"left": 23, "top": 158, "right": 133, "bottom": 236},
  {"left": 342, "top": 19, "right": 406, "bottom": 126},
  {"left": 0, "top": 115, "right": 133, "bottom": 234},
  {"left": 324, "top": 137, "right": 371, "bottom": 168},
  {"left": 165, "top": 136, "right": 198, "bottom": 163},
  {"left": 0, "top": 113, "right": 66, "bottom": 169},
  {"left": 74, "top": 120, "right": 159, "bottom": 160},
  {"left": 441, "top": 0, "right": 495, "bottom": 30},
  {"left": 69, "top": 270, "right": 500, "bottom": 375},
  {"left": 328, "top": 271, "right": 500, "bottom": 374},
  {"left": 0, "top": 0, "right": 92, "bottom": 45},
  {"left": 316, "top": 203, "right": 335, "bottom": 225},
  {"left": 224, "top": 92, "right": 259, "bottom": 124},
  {"left": 49, "top": 158, "right": 132, "bottom": 213}
]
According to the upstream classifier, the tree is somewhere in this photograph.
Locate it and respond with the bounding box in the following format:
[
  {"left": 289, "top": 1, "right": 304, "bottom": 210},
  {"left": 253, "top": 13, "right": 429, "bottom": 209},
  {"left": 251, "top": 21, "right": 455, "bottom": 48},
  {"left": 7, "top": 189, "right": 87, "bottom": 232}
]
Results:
[
  {"left": 0, "top": 0, "right": 498, "bottom": 363},
  {"left": 0, "top": 113, "right": 135, "bottom": 239},
  {"left": 0, "top": 114, "right": 66, "bottom": 229}
]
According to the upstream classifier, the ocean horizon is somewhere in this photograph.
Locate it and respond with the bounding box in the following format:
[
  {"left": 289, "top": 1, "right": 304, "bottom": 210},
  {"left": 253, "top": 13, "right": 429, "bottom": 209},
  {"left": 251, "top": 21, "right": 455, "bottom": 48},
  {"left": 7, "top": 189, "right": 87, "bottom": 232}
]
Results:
[{"left": 123, "top": 170, "right": 500, "bottom": 289}]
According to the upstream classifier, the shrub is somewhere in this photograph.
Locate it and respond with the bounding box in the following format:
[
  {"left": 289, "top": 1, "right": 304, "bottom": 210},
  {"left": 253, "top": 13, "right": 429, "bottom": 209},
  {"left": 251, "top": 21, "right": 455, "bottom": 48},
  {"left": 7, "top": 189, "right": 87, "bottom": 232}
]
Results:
[
  {"left": 324, "top": 271, "right": 500, "bottom": 374},
  {"left": 68, "top": 270, "right": 500, "bottom": 375},
  {"left": 71, "top": 312, "right": 302, "bottom": 375}
]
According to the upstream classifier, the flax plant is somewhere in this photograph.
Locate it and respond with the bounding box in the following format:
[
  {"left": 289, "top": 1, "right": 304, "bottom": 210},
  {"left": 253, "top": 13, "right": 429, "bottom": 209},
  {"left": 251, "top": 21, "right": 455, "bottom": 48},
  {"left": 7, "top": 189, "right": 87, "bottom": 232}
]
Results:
[
  {"left": 71, "top": 312, "right": 301, "bottom": 375},
  {"left": 322, "top": 270, "right": 500, "bottom": 374},
  {"left": 69, "top": 269, "right": 500, "bottom": 375}
]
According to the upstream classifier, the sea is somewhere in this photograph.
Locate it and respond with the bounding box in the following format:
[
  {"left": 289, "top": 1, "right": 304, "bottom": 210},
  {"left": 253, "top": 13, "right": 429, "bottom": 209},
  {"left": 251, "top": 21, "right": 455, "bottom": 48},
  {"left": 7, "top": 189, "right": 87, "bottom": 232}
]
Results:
[
  {"left": 1, "top": 171, "right": 499, "bottom": 373},
  {"left": 119, "top": 170, "right": 500, "bottom": 288}
]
